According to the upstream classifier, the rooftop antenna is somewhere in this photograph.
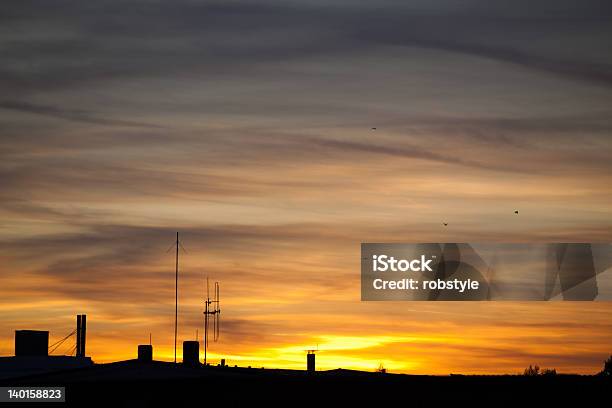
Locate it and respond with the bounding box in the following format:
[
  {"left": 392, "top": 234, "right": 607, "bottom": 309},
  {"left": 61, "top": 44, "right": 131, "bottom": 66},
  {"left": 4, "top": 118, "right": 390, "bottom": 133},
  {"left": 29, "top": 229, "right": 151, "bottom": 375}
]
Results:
[
  {"left": 174, "top": 232, "right": 179, "bottom": 364},
  {"left": 203, "top": 276, "right": 220, "bottom": 365},
  {"left": 166, "top": 232, "right": 186, "bottom": 364}
]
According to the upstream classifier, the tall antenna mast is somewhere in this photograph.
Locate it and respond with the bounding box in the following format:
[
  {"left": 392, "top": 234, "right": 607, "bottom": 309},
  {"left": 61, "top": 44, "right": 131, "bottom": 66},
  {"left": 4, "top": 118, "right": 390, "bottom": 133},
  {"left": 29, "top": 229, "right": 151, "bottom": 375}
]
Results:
[
  {"left": 165, "top": 232, "right": 186, "bottom": 364},
  {"left": 203, "top": 276, "right": 220, "bottom": 365},
  {"left": 174, "top": 231, "right": 179, "bottom": 364}
]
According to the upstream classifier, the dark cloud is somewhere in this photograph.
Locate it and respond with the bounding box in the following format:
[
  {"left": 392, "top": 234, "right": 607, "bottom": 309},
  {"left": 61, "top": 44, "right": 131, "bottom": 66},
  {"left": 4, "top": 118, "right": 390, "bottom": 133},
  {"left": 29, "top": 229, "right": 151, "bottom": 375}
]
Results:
[
  {"left": 0, "top": 101, "right": 163, "bottom": 128},
  {"left": 0, "top": 1, "right": 351, "bottom": 93},
  {"left": 425, "top": 41, "right": 612, "bottom": 87},
  {"left": 304, "top": 137, "right": 527, "bottom": 173},
  {"left": 1, "top": 0, "right": 611, "bottom": 95},
  {"left": 358, "top": 17, "right": 612, "bottom": 87}
]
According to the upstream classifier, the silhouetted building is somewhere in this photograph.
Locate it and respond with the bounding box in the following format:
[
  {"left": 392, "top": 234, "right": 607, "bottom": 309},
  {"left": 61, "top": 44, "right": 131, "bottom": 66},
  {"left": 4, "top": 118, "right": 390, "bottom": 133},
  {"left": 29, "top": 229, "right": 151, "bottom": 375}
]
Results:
[
  {"left": 182, "top": 341, "right": 199, "bottom": 366},
  {"left": 15, "top": 330, "right": 48, "bottom": 356},
  {"left": 1, "top": 316, "right": 93, "bottom": 380},
  {"left": 138, "top": 345, "right": 153, "bottom": 362}
]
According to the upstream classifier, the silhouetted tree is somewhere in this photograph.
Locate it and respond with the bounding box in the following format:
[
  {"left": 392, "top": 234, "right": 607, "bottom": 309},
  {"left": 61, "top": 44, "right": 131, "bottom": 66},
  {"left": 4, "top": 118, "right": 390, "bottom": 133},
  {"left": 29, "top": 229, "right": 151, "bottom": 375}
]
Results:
[
  {"left": 599, "top": 355, "right": 612, "bottom": 376},
  {"left": 524, "top": 365, "right": 558, "bottom": 376},
  {"left": 524, "top": 365, "right": 540, "bottom": 376}
]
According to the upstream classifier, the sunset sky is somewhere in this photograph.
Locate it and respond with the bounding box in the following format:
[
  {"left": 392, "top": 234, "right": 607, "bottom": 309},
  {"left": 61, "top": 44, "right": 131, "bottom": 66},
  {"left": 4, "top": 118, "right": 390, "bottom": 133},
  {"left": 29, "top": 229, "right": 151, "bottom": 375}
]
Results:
[{"left": 1, "top": 0, "right": 611, "bottom": 374}]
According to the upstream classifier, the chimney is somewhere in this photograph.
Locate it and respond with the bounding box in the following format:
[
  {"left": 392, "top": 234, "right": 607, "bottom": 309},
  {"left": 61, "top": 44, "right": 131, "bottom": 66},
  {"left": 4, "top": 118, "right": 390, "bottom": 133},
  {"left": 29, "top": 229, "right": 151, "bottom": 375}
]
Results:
[
  {"left": 307, "top": 351, "right": 315, "bottom": 372},
  {"left": 76, "top": 314, "right": 86, "bottom": 357},
  {"left": 138, "top": 345, "right": 153, "bottom": 362},
  {"left": 182, "top": 341, "right": 200, "bottom": 366}
]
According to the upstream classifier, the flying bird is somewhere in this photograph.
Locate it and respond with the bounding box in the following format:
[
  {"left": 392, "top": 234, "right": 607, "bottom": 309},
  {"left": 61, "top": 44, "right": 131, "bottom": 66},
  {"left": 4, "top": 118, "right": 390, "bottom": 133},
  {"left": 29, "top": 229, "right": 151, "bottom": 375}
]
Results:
[
  {"left": 371, "top": 127, "right": 377, "bottom": 130},
  {"left": 514, "top": 210, "right": 519, "bottom": 214},
  {"left": 443, "top": 223, "right": 448, "bottom": 226}
]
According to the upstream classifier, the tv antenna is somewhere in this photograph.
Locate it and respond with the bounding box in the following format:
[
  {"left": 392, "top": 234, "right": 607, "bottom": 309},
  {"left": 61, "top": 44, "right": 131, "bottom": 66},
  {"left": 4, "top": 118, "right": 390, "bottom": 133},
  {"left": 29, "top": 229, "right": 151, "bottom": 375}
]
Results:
[
  {"left": 166, "top": 232, "right": 187, "bottom": 364},
  {"left": 305, "top": 344, "right": 319, "bottom": 355},
  {"left": 203, "top": 276, "right": 220, "bottom": 365}
]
